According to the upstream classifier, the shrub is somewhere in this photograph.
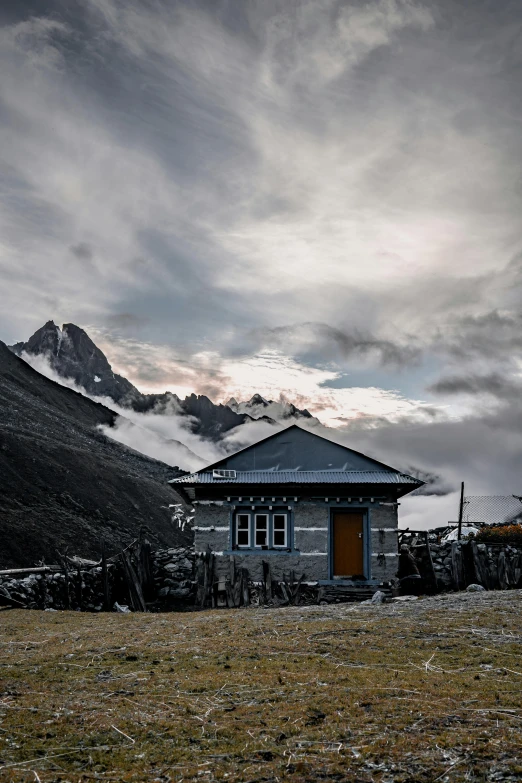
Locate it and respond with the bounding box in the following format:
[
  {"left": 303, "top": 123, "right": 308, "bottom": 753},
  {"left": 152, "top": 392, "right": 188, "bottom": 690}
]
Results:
[{"left": 476, "top": 524, "right": 522, "bottom": 545}]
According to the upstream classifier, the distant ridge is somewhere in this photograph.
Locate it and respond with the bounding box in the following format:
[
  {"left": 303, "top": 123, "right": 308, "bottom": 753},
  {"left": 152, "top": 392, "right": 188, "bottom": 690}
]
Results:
[{"left": 11, "top": 321, "right": 324, "bottom": 441}]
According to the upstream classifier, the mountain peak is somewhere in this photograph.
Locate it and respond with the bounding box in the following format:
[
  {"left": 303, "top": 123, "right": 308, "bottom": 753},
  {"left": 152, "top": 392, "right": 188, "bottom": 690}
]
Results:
[
  {"left": 10, "top": 320, "right": 138, "bottom": 403},
  {"left": 247, "top": 393, "right": 270, "bottom": 406}
]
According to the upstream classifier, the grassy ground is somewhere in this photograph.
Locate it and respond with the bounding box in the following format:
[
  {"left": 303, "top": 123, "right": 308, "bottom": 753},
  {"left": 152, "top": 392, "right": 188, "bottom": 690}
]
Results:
[{"left": 1, "top": 592, "right": 522, "bottom": 782}]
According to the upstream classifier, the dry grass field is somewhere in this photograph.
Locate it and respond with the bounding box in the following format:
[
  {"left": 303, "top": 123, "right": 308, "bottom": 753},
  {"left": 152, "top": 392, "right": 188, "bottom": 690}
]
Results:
[{"left": 1, "top": 591, "right": 522, "bottom": 782}]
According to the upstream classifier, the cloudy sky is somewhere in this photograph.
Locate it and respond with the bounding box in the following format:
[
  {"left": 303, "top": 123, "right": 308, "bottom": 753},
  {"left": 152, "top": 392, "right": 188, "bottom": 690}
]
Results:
[{"left": 2, "top": 0, "right": 522, "bottom": 519}]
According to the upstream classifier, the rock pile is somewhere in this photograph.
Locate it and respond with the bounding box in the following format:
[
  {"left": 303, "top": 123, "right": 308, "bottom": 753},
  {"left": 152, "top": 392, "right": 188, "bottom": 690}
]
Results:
[
  {"left": 152, "top": 547, "right": 196, "bottom": 604},
  {"left": 0, "top": 567, "right": 115, "bottom": 611},
  {"left": 414, "top": 540, "right": 522, "bottom": 591},
  {"left": 0, "top": 547, "right": 197, "bottom": 612}
]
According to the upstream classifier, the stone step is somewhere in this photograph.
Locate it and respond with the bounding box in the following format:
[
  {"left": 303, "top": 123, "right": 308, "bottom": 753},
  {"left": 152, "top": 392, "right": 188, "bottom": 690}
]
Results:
[{"left": 320, "top": 584, "right": 392, "bottom": 603}]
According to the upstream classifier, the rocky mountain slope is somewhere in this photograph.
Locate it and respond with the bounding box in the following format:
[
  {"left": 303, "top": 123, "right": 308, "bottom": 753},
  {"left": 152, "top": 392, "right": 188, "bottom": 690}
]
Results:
[
  {"left": 11, "top": 321, "right": 138, "bottom": 402},
  {"left": 0, "top": 341, "right": 190, "bottom": 568},
  {"left": 11, "top": 322, "right": 279, "bottom": 440}
]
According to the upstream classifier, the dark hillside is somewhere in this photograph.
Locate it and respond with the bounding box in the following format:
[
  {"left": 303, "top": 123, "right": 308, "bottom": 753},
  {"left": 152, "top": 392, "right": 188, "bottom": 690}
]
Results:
[{"left": 0, "top": 342, "right": 190, "bottom": 568}]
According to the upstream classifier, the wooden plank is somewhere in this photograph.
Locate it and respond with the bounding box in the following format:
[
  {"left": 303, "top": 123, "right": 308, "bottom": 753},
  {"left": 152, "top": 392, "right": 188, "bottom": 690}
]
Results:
[
  {"left": 450, "top": 542, "right": 465, "bottom": 591},
  {"left": 423, "top": 532, "right": 438, "bottom": 592},
  {"left": 498, "top": 550, "right": 509, "bottom": 590},
  {"left": 0, "top": 566, "right": 60, "bottom": 576},
  {"left": 225, "top": 579, "right": 235, "bottom": 608},
  {"left": 471, "top": 541, "right": 489, "bottom": 589},
  {"left": 241, "top": 568, "right": 250, "bottom": 606},
  {"left": 195, "top": 556, "right": 205, "bottom": 606},
  {"left": 101, "top": 542, "right": 110, "bottom": 612},
  {"left": 56, "top": 551, "right": 71, "bottom": 610},
  {"left": 121, "top": 550, "right": 146, "bottom": 612},
  {"left": 76, "top": 564, "right": 83, "bottom": 611},
  {"left": 210, "top": 553, "right": 216, "bottom": 608},
  {"left": 0, "top": 587, "right": 27, "bottom": 609}
]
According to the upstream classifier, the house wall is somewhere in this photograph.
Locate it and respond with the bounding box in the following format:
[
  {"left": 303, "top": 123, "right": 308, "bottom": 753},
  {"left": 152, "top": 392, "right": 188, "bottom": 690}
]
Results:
[{"left": 193, "top": 498, "right": 398, "bottom": 584}]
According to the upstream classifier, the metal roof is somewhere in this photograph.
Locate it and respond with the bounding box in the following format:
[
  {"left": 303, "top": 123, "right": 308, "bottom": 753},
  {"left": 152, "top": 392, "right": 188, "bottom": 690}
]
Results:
[{"left": 169, "top": 470, "right": 421, "bottom": 486}]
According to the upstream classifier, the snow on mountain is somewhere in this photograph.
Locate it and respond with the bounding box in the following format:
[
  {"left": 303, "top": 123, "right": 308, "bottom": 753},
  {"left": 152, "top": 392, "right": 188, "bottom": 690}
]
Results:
[
  {"left": 9, "top": 322, "right": 318, "bottom": 453},
  {"left": 225, "top": 394, "right": 319, "bottom": 425}
]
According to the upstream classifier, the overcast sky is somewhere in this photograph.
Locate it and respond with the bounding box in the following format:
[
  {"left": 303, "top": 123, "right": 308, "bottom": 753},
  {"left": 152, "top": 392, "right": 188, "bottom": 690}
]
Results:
[{"left": 2, "top": 0, "right": 522, "bottom": 511}]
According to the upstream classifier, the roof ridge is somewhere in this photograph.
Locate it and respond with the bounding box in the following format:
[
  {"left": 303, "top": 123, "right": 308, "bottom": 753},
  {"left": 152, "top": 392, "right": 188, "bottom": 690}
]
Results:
[{"left": 169, "top": 468, "right": 422, "bottom": 485}]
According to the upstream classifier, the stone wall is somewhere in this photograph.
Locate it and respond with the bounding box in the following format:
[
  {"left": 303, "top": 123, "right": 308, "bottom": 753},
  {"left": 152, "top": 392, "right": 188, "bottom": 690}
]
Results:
[
  {"left": 153, "top": 547, "right": 196, "bottom": 604},
  {"left": 0, "top": 567, "right": 111, "bottom": 611},
  {"left": 193, "top": 500, "right": 398, "bottom": 584},
  {"left": 370, "top": 504, "right": 398, "bottom": 582},
  {"left": 0, "top": 547, "right": 196, "bottom": 612},
  {"left": 413, "top": 540, "right": 522, "bottom": 591}
]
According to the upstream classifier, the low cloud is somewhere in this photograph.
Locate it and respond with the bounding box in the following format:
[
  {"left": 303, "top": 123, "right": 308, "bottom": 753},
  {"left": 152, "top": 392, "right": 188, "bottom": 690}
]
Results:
[
  {"left": 20, "top": 350, "right": 218, "bottom": 471},
  {"left": 400, "top": 492, "right": 462, "bottom": 531},
  {"left": 20, "top": 348, "right": 286, "bottom": 472}
]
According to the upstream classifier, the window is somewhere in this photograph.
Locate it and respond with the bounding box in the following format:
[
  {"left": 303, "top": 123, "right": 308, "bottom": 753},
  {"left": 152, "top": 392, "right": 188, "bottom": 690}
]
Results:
[
  {"left": 233, "top": 509, "right": 290, "bottom": 550},
  {"left": 255, "top": 514, "right": 268, "bottom": 547},
  {"left": 273, "top": 513, "right": 287, "bottom": 547},
  {"left": 213, "top": 469, "right": 237, "bottom": 479},
  {"left": 236, "top": 513, "right": 250, "bottom": 548}
]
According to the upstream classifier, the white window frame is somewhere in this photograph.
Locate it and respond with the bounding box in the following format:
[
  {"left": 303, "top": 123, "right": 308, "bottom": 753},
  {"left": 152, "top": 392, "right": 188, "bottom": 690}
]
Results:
[
  {"left": 254, "top": 513, "right": 269, "bottom": 548},
  {"left": 235, "top": 512, "right": 251, "bottom": 548},
  {"left": 272, "top": 512, "right": 288, "bottom": 548},
  {"left": 233, "top": 509, "right": 292, "bottom": 551}
]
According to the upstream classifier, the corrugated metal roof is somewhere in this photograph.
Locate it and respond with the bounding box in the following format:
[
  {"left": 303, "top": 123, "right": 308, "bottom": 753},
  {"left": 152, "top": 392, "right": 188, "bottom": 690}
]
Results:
[{"left": 169, "top": 470, "right": 421, "bottom": 486}]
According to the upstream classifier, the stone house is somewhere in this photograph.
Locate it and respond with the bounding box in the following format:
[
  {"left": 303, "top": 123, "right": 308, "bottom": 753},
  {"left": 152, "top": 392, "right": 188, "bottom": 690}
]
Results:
[{"left": 169, "top": 425, "right": 423, "bottom": 587}]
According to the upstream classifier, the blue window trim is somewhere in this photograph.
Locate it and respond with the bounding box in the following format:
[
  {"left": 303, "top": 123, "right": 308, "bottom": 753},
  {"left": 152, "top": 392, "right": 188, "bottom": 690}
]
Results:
[{"left": 229, "top": 505, "right": 299, "bottom": 554}]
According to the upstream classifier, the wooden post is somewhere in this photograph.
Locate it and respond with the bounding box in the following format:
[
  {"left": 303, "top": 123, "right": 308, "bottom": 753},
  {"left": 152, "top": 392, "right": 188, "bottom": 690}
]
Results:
[
  {"left": 498, "top": 549, "right": 509, "bottom": 590},
  {"left": 450, "top": 541, "right": 465, "bottom": 591},
  {"left": 41, "top": 572, "right": 48, "bottom": 610},
  {"left": 262, "top": 560, "right": 268, "bottom": 604},
  {"left": 101, "top": 542, "right": 110, "bottom": 612},
  {"left": 471, "top": 540, "right": 489, "bottom": 589},
  {"left": 457, "top": 482, "right": 465, "bottom": 541},
  {"left": 76, "top": 565, "right": 83, "bottom": 610},
  {"left": 121, "top": 550, "right": 146, "bottom": 612},
  {"left": 138, "top": 529, "right": 155, "bottom": 601},
  {"left": 209, "top": 552, "right": 216, "bottom": 607},
  {"left": 57, "top": 550, "right": 70, "bottom": 610},
  {"left": 423, "top": 531, "right": 438, "bottom": 593},
  {"left": 241, "top": 568, "right": 250, "bottom": 606},
  {"left": 199, "top": 547, "right": 213, "bottom": 609}
]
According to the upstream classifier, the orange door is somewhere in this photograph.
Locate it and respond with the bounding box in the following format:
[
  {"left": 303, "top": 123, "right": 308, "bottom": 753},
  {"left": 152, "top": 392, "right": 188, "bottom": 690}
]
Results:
[{"left": 333, "top": 513, "right": 364, "bottom": 577}]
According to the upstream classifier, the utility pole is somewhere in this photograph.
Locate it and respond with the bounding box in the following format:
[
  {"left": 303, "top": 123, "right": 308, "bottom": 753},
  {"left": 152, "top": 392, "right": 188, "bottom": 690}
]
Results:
[{"left": 457, "top": 481, "right": 465, "bottom": 540}]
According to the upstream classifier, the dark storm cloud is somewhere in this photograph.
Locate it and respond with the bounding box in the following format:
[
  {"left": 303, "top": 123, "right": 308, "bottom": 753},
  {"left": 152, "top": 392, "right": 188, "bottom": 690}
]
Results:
[
  {"left": 444, "top": 311, "right": 522, "bottom": 362},
  {"left": 105, "top": 312, "right": 149, "bottom": 329},
  {"left": 428, "top": 372, "right": 521, "bottom": 399},
  {"left": 70, "top": 242, "right": 94, "bottom": 261},
  {"left": 254, "top": 322, "right": 422, "bottom": 368}
]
